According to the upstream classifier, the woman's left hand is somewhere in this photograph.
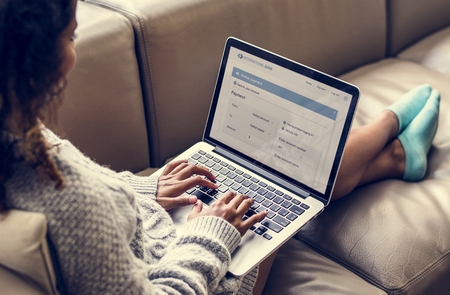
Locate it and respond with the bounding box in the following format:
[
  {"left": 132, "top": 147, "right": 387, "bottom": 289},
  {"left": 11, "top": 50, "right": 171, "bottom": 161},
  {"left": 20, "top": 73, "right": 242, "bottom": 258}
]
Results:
[{"left": 156, "top": 159, "right": 217, "bottom": 210}]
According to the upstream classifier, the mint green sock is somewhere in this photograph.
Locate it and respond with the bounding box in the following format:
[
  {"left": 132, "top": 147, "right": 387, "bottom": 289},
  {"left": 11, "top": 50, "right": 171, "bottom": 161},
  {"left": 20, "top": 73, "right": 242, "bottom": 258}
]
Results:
[
  {"left": 399, "top": 89, "right": 440, "bottom": 181},
  {"left": 385, "top": 84, "right": 432, "bottom": 134}
]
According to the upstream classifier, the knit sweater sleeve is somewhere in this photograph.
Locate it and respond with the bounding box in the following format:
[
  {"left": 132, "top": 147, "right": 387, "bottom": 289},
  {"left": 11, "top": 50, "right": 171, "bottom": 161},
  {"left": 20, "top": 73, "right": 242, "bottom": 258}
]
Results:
[
  {"left": 116, "top": 171, "right": 256, "bottom": 294},
  {"left": 118, "top": 171, "right": 158, "bottom": 201}
]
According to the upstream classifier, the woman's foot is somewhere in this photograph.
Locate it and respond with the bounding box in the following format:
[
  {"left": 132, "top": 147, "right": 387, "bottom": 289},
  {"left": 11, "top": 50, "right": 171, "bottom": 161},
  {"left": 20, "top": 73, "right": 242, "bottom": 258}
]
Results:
[
  {"left": 398, "top": 89, "right": 440, "bottom": 181},
  {"left": 385, "top": 84, "right": 432, "bottom": 134}
]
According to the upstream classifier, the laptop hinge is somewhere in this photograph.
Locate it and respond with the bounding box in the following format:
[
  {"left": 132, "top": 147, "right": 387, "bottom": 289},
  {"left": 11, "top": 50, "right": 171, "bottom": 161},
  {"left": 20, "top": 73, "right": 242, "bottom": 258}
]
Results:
[{"left": 213, "top": 146, "right": 310, "bottom": 199}]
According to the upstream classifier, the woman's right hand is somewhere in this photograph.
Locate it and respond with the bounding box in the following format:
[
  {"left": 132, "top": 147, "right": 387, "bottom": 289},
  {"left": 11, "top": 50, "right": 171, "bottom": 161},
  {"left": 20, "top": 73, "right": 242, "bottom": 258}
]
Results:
[{"left": 187, "top": 191, "right": 267, "bottom": 236}]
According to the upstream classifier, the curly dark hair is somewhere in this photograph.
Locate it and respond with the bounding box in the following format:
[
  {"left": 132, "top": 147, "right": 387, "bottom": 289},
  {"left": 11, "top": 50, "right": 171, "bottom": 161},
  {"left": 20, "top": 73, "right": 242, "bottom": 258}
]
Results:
[{"left": 0, "top": 0, "right": 75, "bottom": 210}]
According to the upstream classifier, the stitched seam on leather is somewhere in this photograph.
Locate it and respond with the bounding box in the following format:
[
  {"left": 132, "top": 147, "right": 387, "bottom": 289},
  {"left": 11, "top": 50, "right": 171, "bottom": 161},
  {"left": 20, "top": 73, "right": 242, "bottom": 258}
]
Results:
[
  {"left": 391, "top": 251, "right": 450, "bottom": 295},
  {"left": 296, "top": 238, "right": 450, "bottom": 294}
]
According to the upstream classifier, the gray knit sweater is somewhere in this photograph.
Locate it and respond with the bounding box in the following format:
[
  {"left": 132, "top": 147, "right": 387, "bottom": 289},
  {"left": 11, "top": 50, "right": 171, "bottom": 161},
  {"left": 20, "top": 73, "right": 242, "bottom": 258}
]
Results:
[{"left": 5, "top": 128, "right": 257, "bottom": 294}]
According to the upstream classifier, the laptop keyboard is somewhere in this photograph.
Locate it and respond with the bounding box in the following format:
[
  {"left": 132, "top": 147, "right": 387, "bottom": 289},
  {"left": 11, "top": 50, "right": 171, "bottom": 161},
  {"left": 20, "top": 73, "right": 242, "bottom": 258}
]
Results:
[{"left": 186, "top": 150, "right": 310, "bottom": 241}]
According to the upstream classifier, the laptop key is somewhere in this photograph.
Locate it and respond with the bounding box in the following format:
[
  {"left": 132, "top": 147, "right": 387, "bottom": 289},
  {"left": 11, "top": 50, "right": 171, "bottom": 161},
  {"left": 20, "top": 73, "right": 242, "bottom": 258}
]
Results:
[
  {"left": 265, "top": 192, "right": 276, "bottom": 200},
  {"left": 242, "top": 180, "right": 252, "bottom": 187},
  {"left": 281, "top": 200, "right": 292, "bottom": 209},
  {"left": 257, "top": 188, "right": 268, "bottom": 195},
  {"left": 261, "top": 219, "right": 283, "bottom": 233},
  {"left": 292, "top": 198, "right": 301, "bottom": 205},
  {"left": 270, "top": 204, "right": 281, "bottom": 212},
  {"left": 227, "top": 172, "right": 237, "bottom": 179},
  {"left": 218, "top": 185, "right": 228, "bottom": 193},
  {"left": 192, "top": 190, "right": 215, "bottom": 205},
  {"left": 254, "top": 195, "right": 265, "bottom": 203},
  {"left": 249, "top": 184, "right": 259, "bottom": 191},
  {"left": 275, "top": 190, "right": 284, "bottom": 196},
  {"left": 286, "top": 213, "right": 298, "bottom": 221},
  {"left": 300, "top": 203, "right": 310, "bottom": 210},
  {"left": 231, "top": 183, "right": 242, "bottom": 191},
  {"left": 247, "top": 191, "right": 257, "bottom": 198},
  {"left": 283, "top": 194, "right": 293, "bottom": 200},
  {"left": 216, "top": 174, "right": 226, "bottom": 182},
  {"left": 267, "top": 185, "right": 276, "bottom": 192},
  {"left": 220, "top": 168, "right": 230, "bottom": 176},
  {"left": 273, "top": 215, "right": 290, "bottom": 227},
  {"left": 273, "top": 196, "right": 284, "bottom": 204},
  {"left": 290, "top": 205, "right": 305, "bottom": 215},
  {"left": 234, "top": 176, "right": 244, "bottom": 183},
  {"left": 263, "top": 233, "right": 273, "bottom": 240},
  {"left": 267, "top": 211, "right": 276, "bottom": 219},
  {"left": 262, "top": 200, "right": 273, "bottom": 207},
  {"left": 223, "top": 179, "right": 233, "bottom": 186},
  {"left": 278, "top": 208, "right": 289, "bottom": 216}
]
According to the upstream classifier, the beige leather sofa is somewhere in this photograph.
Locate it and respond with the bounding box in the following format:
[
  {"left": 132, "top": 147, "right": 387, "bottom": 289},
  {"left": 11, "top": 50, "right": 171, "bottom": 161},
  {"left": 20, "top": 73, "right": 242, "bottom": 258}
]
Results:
[{"left": 2, "top": 0, "right": 450, "bottom": 294}]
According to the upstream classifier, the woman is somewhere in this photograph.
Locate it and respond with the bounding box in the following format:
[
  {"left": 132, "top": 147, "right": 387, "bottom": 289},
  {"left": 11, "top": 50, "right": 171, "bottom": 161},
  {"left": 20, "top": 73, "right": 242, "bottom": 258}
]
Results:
[{"left": 0, "top": 0, "right": 440, "bottom": 294}]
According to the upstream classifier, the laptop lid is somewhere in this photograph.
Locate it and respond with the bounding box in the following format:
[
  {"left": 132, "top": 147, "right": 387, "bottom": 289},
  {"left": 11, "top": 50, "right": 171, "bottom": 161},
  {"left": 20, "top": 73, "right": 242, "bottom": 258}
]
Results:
[{"left": 203, "top": 37, "right": 359, "bottom": 205}]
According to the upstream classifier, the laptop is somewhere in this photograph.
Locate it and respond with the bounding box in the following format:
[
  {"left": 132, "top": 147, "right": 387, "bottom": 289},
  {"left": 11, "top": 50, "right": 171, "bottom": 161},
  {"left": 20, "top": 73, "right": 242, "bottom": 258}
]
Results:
[{"left": 153, "top": 37, "right": 359, "bottom": 277}]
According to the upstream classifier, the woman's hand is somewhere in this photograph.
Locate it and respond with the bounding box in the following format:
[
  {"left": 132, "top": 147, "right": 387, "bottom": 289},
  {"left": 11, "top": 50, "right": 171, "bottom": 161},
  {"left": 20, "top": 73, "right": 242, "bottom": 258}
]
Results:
[
  {"left": 188, "top": 191, "right": 268, "bottom": 236},
  {"left": 156, "top": 159, "right": 217, "bottom": 210}
]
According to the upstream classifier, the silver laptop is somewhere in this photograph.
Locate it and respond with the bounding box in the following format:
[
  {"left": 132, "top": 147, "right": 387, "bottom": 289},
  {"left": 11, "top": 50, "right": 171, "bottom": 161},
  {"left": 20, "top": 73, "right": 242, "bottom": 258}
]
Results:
[{"left": 153, "top": 37, "right": 359, "bottom": 277}]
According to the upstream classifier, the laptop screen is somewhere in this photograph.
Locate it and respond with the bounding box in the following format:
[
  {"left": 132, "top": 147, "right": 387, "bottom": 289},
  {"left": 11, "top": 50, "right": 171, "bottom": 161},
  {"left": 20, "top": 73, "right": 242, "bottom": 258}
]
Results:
[{"left": 204, "top": 38, "right": 359, "bottom": 204}]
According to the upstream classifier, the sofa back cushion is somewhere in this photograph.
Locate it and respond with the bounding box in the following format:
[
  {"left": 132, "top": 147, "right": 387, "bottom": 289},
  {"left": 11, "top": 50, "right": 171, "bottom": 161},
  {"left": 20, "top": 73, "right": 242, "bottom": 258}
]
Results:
[
  {"left": 387, "top": 0, "right": 450, "bottom": 55},
  {"left": 86, "top": 0, "right": 387, "bottom": 167},
  {"left": 62, "top": 2, "right": 150, "bottom": 172}
]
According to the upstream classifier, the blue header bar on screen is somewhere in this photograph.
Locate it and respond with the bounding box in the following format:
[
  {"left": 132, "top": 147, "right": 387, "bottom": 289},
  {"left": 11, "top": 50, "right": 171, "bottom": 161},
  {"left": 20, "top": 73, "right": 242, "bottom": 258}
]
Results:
[{"left": 232, "top": 67, "right": 337, "bottom": 121}]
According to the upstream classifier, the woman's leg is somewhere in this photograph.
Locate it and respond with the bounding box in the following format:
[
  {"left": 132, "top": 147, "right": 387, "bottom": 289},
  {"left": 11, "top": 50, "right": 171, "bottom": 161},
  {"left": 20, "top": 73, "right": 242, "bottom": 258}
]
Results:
[
  {"left": 331, "top": 111, "right": 404, "bottom": 200},
  {"left": 332, "top": 86, "right": 440, "bottom": 200}
]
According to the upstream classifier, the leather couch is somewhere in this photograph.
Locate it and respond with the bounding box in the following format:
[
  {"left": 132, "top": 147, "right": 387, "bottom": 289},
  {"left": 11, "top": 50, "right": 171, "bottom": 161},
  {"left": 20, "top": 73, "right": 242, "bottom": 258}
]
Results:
[{"left": 2, "top": 0, "right": 450, "bottom": 294}]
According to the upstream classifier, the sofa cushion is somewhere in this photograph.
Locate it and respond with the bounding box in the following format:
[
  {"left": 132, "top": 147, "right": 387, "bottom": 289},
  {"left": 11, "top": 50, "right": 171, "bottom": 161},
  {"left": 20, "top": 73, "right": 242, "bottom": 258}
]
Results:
[
  {"left": 264, "top": 239, "right": 386, "bottom": 295},
  {"left": 85, "top": 0, "right": 387, "bottom": 167},
  {"left": 0, "top": 210, "right": 58, "bottom": 295},
  {"left": 397, "top": 26, "right": 450, "bottom": 76},
  {"left": 62, "top": 1, "right": 149, "bottom": 173},
  {"left": 295, "top": 59, "right": 450, "bottom": 295}
]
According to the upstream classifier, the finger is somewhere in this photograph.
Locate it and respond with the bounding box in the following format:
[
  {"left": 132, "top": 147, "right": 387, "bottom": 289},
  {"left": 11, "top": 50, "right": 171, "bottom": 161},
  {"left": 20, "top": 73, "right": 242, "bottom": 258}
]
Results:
[
  {"left": 171, "top": 195, "right": 198, "bottom": 208},
  {"left": 219, "top": 191, "right": 236, "bottom": 204},
  {"left": 168, "top": 162, "right": 192, "bottom": 176},
  {"left": 174, "top": 164, "right": 216, "bottom": 182},
  {"left": 230, "top": 194, "right": 247, "bottom": 209},
  {"left": 193, "top": 166, "right": 216, "bottom": 181},
  {"left": 161, "top": 159, "right": 188, "bottom": 176},
  {"left": 244, "top": 211, "right": 268, "bottom": 227},
  {"left": 187, "top": 201, "right": 204, "bottom": 221},
  {"left": 172, "top": 175, "right": 218, "bottom": 194},
  {"left": 236, "top": 197, "right": 254, "bottom": 215},
  {"left": 193, "top": 200, "right": 203, "bottom": 213}
]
